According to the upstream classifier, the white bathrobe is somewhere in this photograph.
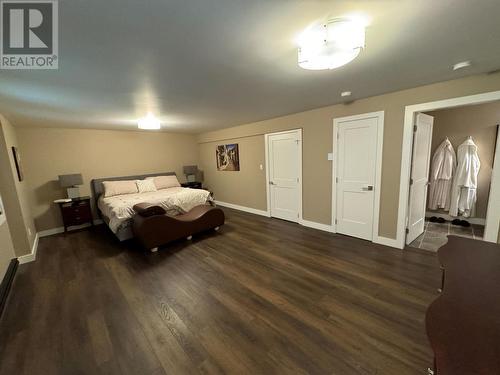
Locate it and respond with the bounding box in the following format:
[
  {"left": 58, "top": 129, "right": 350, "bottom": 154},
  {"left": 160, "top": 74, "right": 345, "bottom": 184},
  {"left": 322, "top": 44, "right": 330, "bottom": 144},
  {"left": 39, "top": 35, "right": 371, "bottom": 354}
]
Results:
[
  {"left": 449, "top": 138, "right": 481, "bottom": 217},
  {"left": 428, "top": 139, "right": 456, "bottom": 210}
]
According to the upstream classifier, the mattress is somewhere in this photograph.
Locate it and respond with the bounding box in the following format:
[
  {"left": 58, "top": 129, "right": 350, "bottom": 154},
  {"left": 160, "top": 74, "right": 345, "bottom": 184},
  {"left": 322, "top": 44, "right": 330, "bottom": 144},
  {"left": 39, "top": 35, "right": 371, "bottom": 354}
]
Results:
[{"left": 98, "top": 187, "right": 212, "bottom": 234}]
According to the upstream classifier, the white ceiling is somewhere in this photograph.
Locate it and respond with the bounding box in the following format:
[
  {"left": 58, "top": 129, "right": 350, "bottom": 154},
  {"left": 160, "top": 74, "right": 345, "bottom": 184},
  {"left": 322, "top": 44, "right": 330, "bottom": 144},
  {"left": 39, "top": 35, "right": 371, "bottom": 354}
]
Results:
[{"left": 1, "top": 0, "right": 500, "bottom": 133}]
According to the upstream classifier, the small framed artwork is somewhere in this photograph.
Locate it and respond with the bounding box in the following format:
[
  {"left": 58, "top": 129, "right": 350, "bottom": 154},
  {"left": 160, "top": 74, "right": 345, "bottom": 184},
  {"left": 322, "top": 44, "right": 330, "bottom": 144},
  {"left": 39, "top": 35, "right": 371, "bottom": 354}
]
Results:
[
  {"left": 11, "top": 147, "right": 24, "bottom": 182},
  {"left": 216, "top": 144, "right": 240, "bottom": 171}
]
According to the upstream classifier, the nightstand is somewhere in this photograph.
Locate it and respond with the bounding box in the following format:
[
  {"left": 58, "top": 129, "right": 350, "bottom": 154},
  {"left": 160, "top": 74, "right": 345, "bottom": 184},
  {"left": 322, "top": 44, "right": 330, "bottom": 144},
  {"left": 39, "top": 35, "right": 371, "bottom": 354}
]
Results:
[
  {"left": 181, "top": 181, "right": 203, "bottom": 189},
  {"left": 55, "top": 196, "right": 93, "bottom": 233}
]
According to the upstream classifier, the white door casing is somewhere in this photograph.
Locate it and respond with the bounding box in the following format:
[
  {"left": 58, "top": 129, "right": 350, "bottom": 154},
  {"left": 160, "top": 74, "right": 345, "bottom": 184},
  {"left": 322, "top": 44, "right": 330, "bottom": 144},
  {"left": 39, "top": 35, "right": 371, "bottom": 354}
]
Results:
[
  {"left": 266, "top": 130, "right": 302, "bottom": 222},
  {"left": 333, "top": 112, "right": 384, "bottom": 241},
  {"left": 397, "top": 91, "right": 500, "bottom": 249},
  {"left": 406, "top": 113, "right": 434, "bottom": 244}
]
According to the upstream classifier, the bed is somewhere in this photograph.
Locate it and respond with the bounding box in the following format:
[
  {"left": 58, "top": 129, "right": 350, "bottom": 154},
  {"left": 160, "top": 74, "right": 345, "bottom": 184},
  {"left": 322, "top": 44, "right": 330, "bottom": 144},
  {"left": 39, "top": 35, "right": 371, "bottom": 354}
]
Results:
[{"left": 91, "top": 172, "right": 213, "bottom": 241}]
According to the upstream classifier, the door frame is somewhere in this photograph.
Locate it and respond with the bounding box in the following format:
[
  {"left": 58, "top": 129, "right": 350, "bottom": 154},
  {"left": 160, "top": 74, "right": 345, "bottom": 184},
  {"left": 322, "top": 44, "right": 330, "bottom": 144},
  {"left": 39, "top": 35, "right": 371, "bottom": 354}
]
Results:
[
  {"left": 332, "top": 111, "right": 385, "bottom": 241},
  {"left": 397, "top": 90, "right": 500, "bottom": 249},
  {"left": 265, "top": 128, "right": 303, "bottom": 223}
]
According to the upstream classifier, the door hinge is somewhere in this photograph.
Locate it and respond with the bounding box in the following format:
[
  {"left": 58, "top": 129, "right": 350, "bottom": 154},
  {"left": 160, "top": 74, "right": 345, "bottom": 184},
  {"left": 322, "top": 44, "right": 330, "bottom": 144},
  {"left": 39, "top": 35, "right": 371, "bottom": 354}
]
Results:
[
  {"left": 335, "top": 218, "right": 338, "bottom": 225},
  {"left": 410, "top": 178, "right": 414, "bottom": 185},
  {"left": 297, "top": 177, "right": 299, "bottom": 182},
  {"left": 405, "top": 228, "right": 409, "bottom": 234},
  {"left": 413, "top": 125, "right": 418, "bottom": 132},
  {"left": 336, "top": 177, "right": 338, "bottom": 183},
  {"left": 337, "top": 132, "right": 339, "bottom": 139}
]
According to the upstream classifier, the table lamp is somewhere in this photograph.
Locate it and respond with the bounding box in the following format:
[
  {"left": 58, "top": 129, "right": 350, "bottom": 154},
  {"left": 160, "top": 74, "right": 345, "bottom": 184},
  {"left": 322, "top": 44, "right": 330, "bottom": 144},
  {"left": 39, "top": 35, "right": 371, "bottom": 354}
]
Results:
[
  {"left": 183, "top": 165, "right": 198, "bottom": 183},
  {"left": 58, "top": 173, "right": 83, "bottom": 199}
]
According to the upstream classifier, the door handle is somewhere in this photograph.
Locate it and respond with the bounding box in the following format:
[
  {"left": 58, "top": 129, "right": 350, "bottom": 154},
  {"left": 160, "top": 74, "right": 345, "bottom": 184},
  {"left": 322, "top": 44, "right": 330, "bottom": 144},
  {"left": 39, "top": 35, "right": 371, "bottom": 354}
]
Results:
[
  {"left": 269, "top": 181, "right": 275, "bottom": 185},
  {"left": 362, "top": 186, "right": 374, "bottom": 191}
]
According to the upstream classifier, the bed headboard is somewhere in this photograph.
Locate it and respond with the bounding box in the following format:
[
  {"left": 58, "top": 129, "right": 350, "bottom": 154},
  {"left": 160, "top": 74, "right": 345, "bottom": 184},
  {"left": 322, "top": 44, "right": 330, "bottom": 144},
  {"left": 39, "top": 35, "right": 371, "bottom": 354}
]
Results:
[{"left": 91, "top": 172, "right": 177, "bottom": 213}]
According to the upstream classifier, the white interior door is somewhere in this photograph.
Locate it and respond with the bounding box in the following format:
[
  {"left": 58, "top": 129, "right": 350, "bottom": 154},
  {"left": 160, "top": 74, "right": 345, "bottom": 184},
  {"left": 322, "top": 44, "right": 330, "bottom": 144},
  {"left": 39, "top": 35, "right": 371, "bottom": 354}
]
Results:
[
  {"left": 406, "top": 113, "right": 434, "bottom": 244},
  {"left": 335, "top": 117, "right": 379, "bottom": 240},
  {"left": 268, "top": 130, "right": 301, "bottom": 222}
]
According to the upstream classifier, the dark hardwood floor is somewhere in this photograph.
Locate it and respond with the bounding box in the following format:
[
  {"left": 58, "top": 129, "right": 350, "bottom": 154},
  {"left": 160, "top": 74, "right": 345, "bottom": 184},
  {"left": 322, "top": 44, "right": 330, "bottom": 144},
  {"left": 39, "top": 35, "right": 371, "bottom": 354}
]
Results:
[{"left": 0, "top": 208, "right": 441, "bottom": 374}]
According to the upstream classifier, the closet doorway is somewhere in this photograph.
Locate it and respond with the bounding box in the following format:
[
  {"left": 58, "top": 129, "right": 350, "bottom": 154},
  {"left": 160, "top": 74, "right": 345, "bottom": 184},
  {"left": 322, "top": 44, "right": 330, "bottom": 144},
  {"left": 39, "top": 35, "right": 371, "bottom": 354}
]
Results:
[{"left": 403, "top": 98, "right": 500, "bottom": 251}]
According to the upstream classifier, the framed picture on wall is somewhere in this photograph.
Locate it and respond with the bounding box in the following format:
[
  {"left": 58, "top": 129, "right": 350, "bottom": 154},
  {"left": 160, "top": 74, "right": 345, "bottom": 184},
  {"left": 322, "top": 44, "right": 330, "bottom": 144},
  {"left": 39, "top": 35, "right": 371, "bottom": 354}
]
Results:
[
  {"left": 11, "top": 147, "right": 24, "bottom": 182},
  {"left": 216, "top": 144, "right": 240, "bottom": 171}
]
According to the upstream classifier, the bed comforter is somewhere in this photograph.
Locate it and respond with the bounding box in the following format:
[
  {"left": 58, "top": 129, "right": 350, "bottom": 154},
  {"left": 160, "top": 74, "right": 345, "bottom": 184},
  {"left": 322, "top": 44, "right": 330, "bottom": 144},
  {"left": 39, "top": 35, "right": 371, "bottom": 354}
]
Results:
[{"left": 98, "top": 187, "right": 212, "bottom": 233}]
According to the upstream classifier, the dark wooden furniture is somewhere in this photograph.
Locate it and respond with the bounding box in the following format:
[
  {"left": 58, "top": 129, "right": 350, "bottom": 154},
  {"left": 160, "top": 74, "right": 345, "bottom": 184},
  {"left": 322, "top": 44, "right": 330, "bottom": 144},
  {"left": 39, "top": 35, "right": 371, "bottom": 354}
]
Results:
[
  {"left": 56, "top": 196, "right": 93, "bottom": 233},
  {"left": 426, "top": 235, "right": 500, "bottom": 375},
  {"left": 181, "top": 181, "right": 203, "bottom": 189},
  {"left": 132, "top": 204, "right": 224, "bottom": 252}
]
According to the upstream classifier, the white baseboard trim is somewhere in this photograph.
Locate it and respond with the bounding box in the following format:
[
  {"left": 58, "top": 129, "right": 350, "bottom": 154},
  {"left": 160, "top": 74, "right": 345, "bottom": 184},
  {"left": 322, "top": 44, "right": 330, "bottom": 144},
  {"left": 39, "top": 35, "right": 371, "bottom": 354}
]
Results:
[
  {"left": 215, "top": 201, "right": 270, "bottom": 217},
  {"left": 215, "top": 201, "right": 403, "bottom": 249},
  {"left": 300, "top": 219, "right": 333, "bottom": 233},
  {"left": 373, "top": 236, "right": 403, "bottom": 250},
  {"left": 38, "top": 219, "right": 103, "bottom": 238},
  {"left": 18, "top": 233, "right": 39, "bottom": 264},
  {"left": 426, "top": 211, "right": 485, "bottom": 225}
]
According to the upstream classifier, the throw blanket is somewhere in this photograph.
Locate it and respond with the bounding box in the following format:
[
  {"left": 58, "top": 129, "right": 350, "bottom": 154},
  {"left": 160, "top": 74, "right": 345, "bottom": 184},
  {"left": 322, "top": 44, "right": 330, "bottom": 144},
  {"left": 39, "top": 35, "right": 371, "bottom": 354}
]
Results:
[{"left": 98, "top": 187, "right": 212, "bottom": 233}]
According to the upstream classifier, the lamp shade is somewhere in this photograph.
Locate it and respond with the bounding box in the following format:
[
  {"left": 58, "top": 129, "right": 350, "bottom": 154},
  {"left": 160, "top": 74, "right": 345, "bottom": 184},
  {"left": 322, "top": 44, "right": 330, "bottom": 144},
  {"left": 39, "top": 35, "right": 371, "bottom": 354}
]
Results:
[
  {"left": 183, "top": 165, "right": 198, "bottom": 175},
  {"left": 58, "top": 173, "right": 83, "bottom": 187},
  {"left": 196, "top": 170, "right": 204, "bottom": 182}
]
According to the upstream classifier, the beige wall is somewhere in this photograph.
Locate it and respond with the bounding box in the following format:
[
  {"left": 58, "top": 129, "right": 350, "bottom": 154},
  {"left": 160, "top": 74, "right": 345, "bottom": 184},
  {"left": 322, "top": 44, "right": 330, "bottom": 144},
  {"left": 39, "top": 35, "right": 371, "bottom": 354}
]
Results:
[
  {"left": 199, "top": 135, "right": 267, "bottom": 210},
  {"left": 0, "top": 116, "right": 37, "bottom": 256},
  {"left": 16, "top": 127, "right": 199, "bottom": 232},
  {"left": 197, "top": 73, "right": 500, "bottom": 239},
  {"left": 426, "top": 101, "right": 500, "bottom": 219},
  {"left": 0, "top": 219, "right": 16, "bottom": 280}
]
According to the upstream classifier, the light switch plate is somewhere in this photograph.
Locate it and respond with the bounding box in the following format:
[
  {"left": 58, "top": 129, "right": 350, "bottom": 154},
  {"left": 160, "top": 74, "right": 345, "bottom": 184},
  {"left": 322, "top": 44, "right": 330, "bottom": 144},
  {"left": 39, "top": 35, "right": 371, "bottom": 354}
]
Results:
[{"left": 327, "top": 153, "right": 333, "bottom": 161}]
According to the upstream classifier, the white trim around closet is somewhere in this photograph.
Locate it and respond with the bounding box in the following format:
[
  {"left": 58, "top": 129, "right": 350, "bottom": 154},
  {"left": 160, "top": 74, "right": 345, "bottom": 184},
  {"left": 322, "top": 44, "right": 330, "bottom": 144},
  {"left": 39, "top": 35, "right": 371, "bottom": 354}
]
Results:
[
  {"left": 397, "top": 90, "right": 500, "bottom": 248},
  {"left": 484, "top": 126, "right": 500, "bottom": 242}
]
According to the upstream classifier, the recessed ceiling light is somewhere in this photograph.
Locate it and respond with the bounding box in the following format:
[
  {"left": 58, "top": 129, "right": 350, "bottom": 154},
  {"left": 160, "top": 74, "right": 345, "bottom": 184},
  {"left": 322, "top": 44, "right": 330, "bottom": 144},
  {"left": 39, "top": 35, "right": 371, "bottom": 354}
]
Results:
[
  {"left": 297, "top": 18, "right": 365, "bottom": 70},
  {"left": 453, "top": 61, "right": 471, "bottom": 71},
  {"left": 138, "top": 112, "right": 161, "bottom": 130},
  {"left": 341, "top": 91, "right": 352, "bottom": 97}
]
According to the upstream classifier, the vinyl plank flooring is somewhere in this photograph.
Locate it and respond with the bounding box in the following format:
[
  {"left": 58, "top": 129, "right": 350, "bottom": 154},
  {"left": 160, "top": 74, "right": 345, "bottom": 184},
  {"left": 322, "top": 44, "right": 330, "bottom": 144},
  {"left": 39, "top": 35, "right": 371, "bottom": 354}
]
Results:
[{"left": 0, "top": 208, "right": 440, "bottom": 374}]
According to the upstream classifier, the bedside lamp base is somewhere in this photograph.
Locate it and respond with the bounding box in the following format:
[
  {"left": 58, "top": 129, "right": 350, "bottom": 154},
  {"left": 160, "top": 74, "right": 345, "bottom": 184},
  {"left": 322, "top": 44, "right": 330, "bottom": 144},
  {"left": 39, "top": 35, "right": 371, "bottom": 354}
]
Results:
[{"left": 67, "top": 187, "right": 80, "bottom": 199}]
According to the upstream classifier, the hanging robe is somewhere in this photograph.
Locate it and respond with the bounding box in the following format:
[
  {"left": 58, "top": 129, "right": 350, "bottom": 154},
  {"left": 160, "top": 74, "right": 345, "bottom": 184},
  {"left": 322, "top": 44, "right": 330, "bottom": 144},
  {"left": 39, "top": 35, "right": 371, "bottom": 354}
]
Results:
[
  {"left": 449, "top": 138, "right": 481, "bottom": 217},
  {"left": 428, "top": 139, "right": 456, "bottom": 210}
]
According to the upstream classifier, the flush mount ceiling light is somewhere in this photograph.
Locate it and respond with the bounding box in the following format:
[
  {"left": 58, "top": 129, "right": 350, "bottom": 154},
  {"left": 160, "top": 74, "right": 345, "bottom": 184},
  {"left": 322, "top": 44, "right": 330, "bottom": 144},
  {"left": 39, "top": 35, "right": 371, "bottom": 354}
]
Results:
[
  {"left": 138, "top": 112, "right": 161, "bottom": 130},
  {"left": 341, "top": 91, "right": 352, "bottom": 97},
  {"left": 298, "top": 18, "right": 365, "bottom": 70}
]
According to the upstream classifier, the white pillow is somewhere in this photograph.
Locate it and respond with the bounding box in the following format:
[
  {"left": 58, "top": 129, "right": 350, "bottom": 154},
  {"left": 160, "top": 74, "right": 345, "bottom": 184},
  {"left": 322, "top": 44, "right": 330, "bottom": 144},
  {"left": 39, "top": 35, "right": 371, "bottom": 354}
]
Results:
[
  {"left": 147, "top": 175, "right": 180, "bottom": 190},
  {"left": 136, "top": 179, "right": 157, "bottom": 193},
  {"left": 102, "top": 180, "right": 138, "bottom": 197}
]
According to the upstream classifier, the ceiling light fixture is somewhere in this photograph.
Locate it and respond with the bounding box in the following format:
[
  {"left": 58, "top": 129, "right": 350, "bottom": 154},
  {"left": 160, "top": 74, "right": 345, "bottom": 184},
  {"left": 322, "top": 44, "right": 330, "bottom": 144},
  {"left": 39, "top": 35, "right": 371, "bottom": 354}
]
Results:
[
  {"left": 138, "top": 112, "right": 161, "bottom": 130},
  {"left": 453, "top": 61, "right": 471, "bottom": 71},
  {"left": 341, "top": 91, "right": 352, "bottom": 97},
  {"left": 298, "top": 18, "right": 365, "bottom": 70}
]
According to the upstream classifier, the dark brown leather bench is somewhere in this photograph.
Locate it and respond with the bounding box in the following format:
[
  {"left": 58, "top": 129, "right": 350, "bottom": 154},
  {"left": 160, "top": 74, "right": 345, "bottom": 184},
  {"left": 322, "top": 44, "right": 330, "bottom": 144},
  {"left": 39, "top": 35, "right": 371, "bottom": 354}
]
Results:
[
  {"left": 426, "top": 236, "right": 500, "bottom": 375},
  {"left": 132, "top": 203, "right": 225, "bottom": 252}
]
